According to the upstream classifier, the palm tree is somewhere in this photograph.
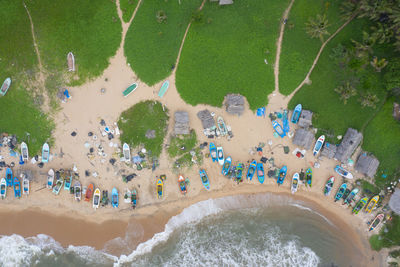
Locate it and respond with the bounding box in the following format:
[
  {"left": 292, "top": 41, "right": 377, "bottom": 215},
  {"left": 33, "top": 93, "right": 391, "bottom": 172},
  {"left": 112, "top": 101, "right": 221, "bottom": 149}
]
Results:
[
  {"left": 306, "top": 14, "right": 330, "bottom": 42},
  {"left": 334, "top": 81, "right": 357, "bottom": 104},
  {"left": 358, "top": 92, "right": 379, "bottom": 108},
  {"left": 340, "top": 1, "right": 359, "bottom": 21},
  {"left": 370, "top": 57, "right": 388, "bottom": 72},
  {"left": 351, "top": 31, "right": 376, "bottom": 59}
]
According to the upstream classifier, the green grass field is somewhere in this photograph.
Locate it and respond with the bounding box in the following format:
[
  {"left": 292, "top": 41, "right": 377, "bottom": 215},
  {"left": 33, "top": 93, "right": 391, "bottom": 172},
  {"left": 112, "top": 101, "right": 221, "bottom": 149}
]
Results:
[
  {"left": 26, "top": 0, "right": 122, "bottom": 88},
  {"left": 124, "top": 0, "right": 202, "bottom": 85},
  {"left": 176, "top": 0, "right": 288, "bottom": 110},
  {"left": 370, "top": 215, "right": 400, "bottom": 251},
  {"left": 0, "top": 1, "right": 53, "bottom": 154},
  {"left": 118, "top": 101, "right": 169, "bottom": 157},
  {"left": 279, "top": 0, "right": 343, "bottom": 95},
  {"left": 120, "top": 0, "right": 139, "bottom": 23}
]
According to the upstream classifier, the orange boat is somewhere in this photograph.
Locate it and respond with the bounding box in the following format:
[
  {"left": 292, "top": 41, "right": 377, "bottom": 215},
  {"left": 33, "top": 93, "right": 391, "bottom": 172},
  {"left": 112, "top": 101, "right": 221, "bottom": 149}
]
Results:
[{"left": 85, "top": 183, "right": 94, "bottom": 201}]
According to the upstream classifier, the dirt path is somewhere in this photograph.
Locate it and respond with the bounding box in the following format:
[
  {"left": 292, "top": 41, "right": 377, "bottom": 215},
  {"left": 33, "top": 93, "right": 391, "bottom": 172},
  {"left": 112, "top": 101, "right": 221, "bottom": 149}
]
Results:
[
  {"left": 116, "top": 0, "right": 143, "bottom": 44},
  {"left": 274, "top": 0, "right": 295, "bottom": 93},
  {"left": 287, "top": 15, "right": 356, "bottom": 100}
]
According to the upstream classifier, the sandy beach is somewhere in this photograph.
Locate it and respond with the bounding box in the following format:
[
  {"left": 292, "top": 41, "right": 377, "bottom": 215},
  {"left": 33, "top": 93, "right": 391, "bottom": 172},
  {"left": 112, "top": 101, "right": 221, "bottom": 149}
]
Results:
[{"left": 0, "top": 1, "right": 386, "bottom": 266}]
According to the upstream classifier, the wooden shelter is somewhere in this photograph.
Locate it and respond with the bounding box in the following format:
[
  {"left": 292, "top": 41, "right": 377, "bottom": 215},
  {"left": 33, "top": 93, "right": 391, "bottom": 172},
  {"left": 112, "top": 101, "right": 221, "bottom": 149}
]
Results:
[
  {"left": 298, "top": 110, "right": 313, "bottom": 128},
  {"left": 292, "top": 128, "right": 315, "bottom": 150},
  {"left": 224, "top": 94, "right": 245, "bottom": 116},
  {"left": 320, "top": 142, "right": 337, "bottom": 159},
  {"left": 174, "top": 111, "right": 190, "bottom": 135},
  {"left": 334, "top": 128, "right": 363, "bottom": 163},
  {"left": 197, "top": 109, "right": 215, "bottom": 129},
  {"left": 355, "top": 152, "right": 380, "bottom": 178},
  {"left": 389, "top": 188, "right": 400, "bottom": 215}
]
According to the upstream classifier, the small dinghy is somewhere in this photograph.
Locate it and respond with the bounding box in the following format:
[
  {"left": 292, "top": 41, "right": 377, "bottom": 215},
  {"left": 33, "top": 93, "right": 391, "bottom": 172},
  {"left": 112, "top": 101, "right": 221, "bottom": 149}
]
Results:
[
  {"left": 13, "top": 177, "right": 21, "bottom": 198},
  {"left": 123, "top": 82, "right": 138, "bottom": 97},
  {"left": 306, "top": 168, "right": 312, "bottom": 187},
  {"left": 67, "top": 52, "right": 75, "bottom": 72},
  {"left": 42, "top": 143, "right": 50, "bottom": 163},
  {"left": 217, "top": 146, "right": 224, "bottom": 166},
  {"left": 365, "top": 195, "right": 379, "bottom": 213},
  {"left": 123, "top": 143, "right": 131, "bottom": 163},
  {"left": 277, "top": 166, "right": 287, "bottom": 186},
  {"left": 6, "top": 168, "right": 13, "bottom": 187},
  {"left": 257, "top": 162, "right": 265, "bottom": 184},
  {"left": 334, "top": 165, "right": 353, "bottom": 179},
  {"left": 21, "top": 142, "right": 29, "bottom": 161},
  {"left": 313, "top": 135, "right": 325, "bottom": 156},
  {"left": 0, "top": 178, "right": 7, "bottom": 199},
  {"left": 178, "top": 175, "right": 187, "bottom": 194},
  {"left": 157, "top": 178, "right": 164, "bottom": 199},
  {"left": 93, "top": 188, "right": 101, "bottom": 210},
  {"left": 246, "top": 160, "right": 257, "bottom": 180},
  {"left": 291, "top": 173, "right": 299, "bottom": 194},
  {"left": 85, "top": 184, "right": 94, "bottom": 201},
  {"left": 369, "top": 214, "right": 384, "bottom": 232},
  {"left": 222, "top": 156, "right": 232, "bottom": 176},
  {"left": 53, "top": 179, "right": 63, "bottom": 195},
  {"left": 22, "top": 175, "right": 29, "bottom": 195},
  {"left": 272, "top": 120, "right": 286, "bottom": 138},
  {"left": 47, "top": 169, "right": 54, "bottom": 189},
  {"left": 111, "top": 187, "right": 119, "bottom": 208},
  {"left": 334, "top": 183, "right": 347, "bottom": 202},
  {"left": 324, "top": 176, "right": 335, "bottom": 196},
  {"left": 199, "top": 169, "right": 210, "bottom": 190},
  {"left": 158, "top": 80, "right": 169, "bottom": 98},
  {"left": 217, "top": 117, "right": 228, "bottom": 136},
  {"left": 291, "top": 104, "right": 302, "bottom": 124},
  {"left": 209, "top": 143, "right": 217, "bottom": 162},
  {"left": 131, "top": 189, "right": 138, "bottom": 209},
  {"left": 0, "top": 77, "right": 11, "bottom": 96},
  {"left": 74, "top": 182, "right": 81, "bottom": 201}
]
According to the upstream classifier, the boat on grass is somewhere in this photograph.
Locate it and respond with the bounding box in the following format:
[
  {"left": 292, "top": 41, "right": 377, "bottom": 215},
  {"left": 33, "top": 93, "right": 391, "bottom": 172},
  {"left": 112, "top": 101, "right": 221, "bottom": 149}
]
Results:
[
  {"left": 222, "top": 156, "right": 232, "bottom": 176},
  {"left": 6, "top": 168, "right": 13, "bottom": 187},
  {"left": 157, "top": 178, "right": 163, "bottom": 199},
  {"left": 123, "top": 143, "right": 131, "bottom": 163},
  {"left": 217, "top": 116, "right": 228, "bottom": 136},
  {"left": 313, "top": 135, "right": 325, "bottom": 156},
  {"left": 247, "top": 160, "right": 257, "bottom": 180},
  {"left": 217, "top": 146, "right": 224, "bottom": 166},
  {"left": 158, "top": 80, "right": 169, "bottom": 98},
  {"left": 257, "top": 162, "right": 265, "bottom": 184},
  {"left": 0, "top": 178, "right": 6, "bottom": 199},
  {"left": 291, "top": 173, "right": 299, "bottom": 194},
  {"left": 365, "top": 195, "right": 379, "bottom": 213},
  {"left": 334, "top": 165, "right": 353, "bottom": 179},
  {"left": 47, "top": 169, "right": 54, "bottom": 189},
  {"left": 353, "top": 197, "right": 368, "bottom": 214},
  {"left": 178, "top": 175, "right": 187, "bottom": 195},
  {"left": 277, "top": 166, "right": 287, "bottom": 186},
  {"left": 13, "top": 177, "right": 21, "bottom": 198},
  {"left": 111, "top": 188, "right": 119, "bottom": 208},
  {"left": 209, "top": 143, "right": 217, "bottom": 162},
  {"left": 22, "top": 175, "right": 29, "bottom": 195},
  {"left": 74, "top": 182, "right": 81, "bottom": 201},
  {"left": 306, "top": 168, "right": 312, "bottom": 187},
  {"left": 291, "top": 104, "right": 302, "bottom": 124},
  {"left": 0, "top": 78, "right": 11, "bottom": 96},
  {"left": 85, "top": 183, "right": 94, "bottom": 201},
  {"left": 324, "top": 176, "right": 335, "bottom": 196},
  {"left": 272, "top": 120, "right": 286, "bottom": 138},
  {"left": 344, "top": 188, "right": 359, "bottom": 205},
  {"left": 369, "top": 214, "right": 384, "bottom": 231},
  {"left": 67, "top": 52, "right": 75, "bottom": 72},
  {"left": 334, "top": 183, "right": 347, "bottom": 202},
  {"left": 42, "top": 143, "right": 50, "bottom": 163},
  {"left": 123, "top": 82, "right": 138, "bottom": 97},
  {"left": 93, "top": 188, "right": 101, "bottom": 209},
  {"left": 21, "top": 142, "right": 29, "bottom": 161},
  {"left": 52, "top": 179, "right": 63, "bottom": 195},
  {"left": 131, "top": 189, "right": 137, "bottom": 209},
  {"left": 199, "top": 169, "right": 210, "bottom": 190}
]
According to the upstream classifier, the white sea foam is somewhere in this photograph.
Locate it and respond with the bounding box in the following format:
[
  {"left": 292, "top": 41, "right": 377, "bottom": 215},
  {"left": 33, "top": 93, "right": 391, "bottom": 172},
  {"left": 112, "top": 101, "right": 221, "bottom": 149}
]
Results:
[
  {"left": 289, "top": 203, "right": 335, "bottom": 226},
  {"left": 0, "top": 234, "right": 43, "bottom": 267}
]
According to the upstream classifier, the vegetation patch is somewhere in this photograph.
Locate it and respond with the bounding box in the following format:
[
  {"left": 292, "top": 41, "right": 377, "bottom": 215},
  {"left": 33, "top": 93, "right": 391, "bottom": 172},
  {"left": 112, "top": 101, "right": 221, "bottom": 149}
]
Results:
[
  {"left": 119, "top": 0, "right": 139, "bottom": 23},
  {"left": 176, "top": 0, "right": 288, "bottom": 110},
  {"left": 26, "top": 0, "right": 122, "bottom": 86},
  {"left": 118, "top": 101, "right": 168, "bottom": 157},
  {"left": 370, "top": 215, "right": 400, "bottom": 251},
  {"left": 124, "top": 0, "right": 202, "bottom": 85},
  {"left": 167, "top": 130, "right": 197, "bottom": 158}
]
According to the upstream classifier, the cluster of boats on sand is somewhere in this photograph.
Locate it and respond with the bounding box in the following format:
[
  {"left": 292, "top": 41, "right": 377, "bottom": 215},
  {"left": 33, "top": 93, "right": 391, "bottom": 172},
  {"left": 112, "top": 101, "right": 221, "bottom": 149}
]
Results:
[{"left": 0, "top": 168, "right": 28, "bottom": 199}]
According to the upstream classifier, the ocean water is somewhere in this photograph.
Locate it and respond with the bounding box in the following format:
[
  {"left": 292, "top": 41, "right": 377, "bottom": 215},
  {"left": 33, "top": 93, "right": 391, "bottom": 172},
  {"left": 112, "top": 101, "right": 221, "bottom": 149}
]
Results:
[{"left": 0, "top": 194, "right": 366, "bottom": 267}]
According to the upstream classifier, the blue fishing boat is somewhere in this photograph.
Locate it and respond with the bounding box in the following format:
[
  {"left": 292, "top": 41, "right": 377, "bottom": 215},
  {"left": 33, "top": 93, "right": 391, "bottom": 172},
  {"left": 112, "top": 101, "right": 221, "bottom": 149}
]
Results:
[
  {"left": 277, "top": 166, "right": 287, "bottom": 185},
  {"left": 334, "top": 165, "right": 353, "bottom": 179},
  {"left": 257, "top": 163, "right": 265, "bottom": 184},
  {"left": 6, "top": 168, "right": 13, "bottom": 187},
  {"left": 246, "top": 160, "right": 257, "bottom": 180},
  {"left": 335, "top": 183, "right": 347, "bottom": 202},
  {"left": 111, "top": 188, "right": 119, "bottom": 208},
  {"left": 222, "top": 156, "right": 232, "bottom": 176},
  {"left": 209, "top": 143, "right": 217, "bottom": 162},
  {"left": 272, "top": 120, "right": 286, "bottom": 138},
  {"left": 13, "top": 177, "right": 21, "bottom": 198},
  {"left": 282, "top": 109, "right": 290, "bottom": 133},
  {"left": 158, "top": 80, "right": 169, "bottom": 98},
  {"left": 199, "top": 169, "right": 210, "bottom": 190},
  {"left": 291, "top": 104, "right": 302, "bottom": 124},
  {"left": 64, "top": 174, "right": 72, "bottom": 191}
]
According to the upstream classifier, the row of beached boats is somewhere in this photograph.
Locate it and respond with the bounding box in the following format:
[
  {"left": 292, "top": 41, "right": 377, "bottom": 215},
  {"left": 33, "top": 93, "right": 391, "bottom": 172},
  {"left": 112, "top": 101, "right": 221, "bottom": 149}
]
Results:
[
  {"left": 0, "top": 168, "right": 29, "bottom": 199},
  {"left": 122, "top": 80, "right": 169, "bottom": 98},
  {"left": 18, "top": 142, "right": 51, "bottom": 163}
]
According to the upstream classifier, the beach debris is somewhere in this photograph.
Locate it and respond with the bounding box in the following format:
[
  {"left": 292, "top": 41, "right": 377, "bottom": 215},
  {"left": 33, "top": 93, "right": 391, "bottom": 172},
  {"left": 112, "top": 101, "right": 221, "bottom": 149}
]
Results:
[
  {"left": 71, "top": 131, "right": 77, "bottom": 137},
  {"left": 145, "top": 130, "right": 156, "bottom": 139},
  {"left": 88, "top": 132, "right": 93, "bottom": 137},
  {"left": 283, "top": 146, "right": 290, "bottom": 154},
  {"left": 101, "top": 88, "right": 106, "bottom": 94},
  {"left": 100, "top": 119, "right": 106, "bottom": 126}
]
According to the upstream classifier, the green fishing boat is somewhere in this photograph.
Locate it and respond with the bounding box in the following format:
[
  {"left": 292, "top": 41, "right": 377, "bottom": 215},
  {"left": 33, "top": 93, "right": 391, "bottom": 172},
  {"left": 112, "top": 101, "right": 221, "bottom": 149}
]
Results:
[
  {"left": 158, "top": 80, "right": 169, "bottom": 98},
  {"left": 123, "top": 82, "right": 138, "bottom": 97},
  {"left": 352, "top": 197, "right": 368, "bottom": 214}
]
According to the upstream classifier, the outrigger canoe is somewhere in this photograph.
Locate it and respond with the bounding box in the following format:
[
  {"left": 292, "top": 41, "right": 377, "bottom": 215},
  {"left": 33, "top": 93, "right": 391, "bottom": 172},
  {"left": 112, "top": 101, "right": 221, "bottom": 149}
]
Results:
[
  {"left": 6, "top": 168, "right": 13, "bottom": 187},
  {"left": 291, "top": 173, "right": 299, "bottom": 194},
  {"left": 47, "top": 169, "right": 54, "bottom": 189},
  {"left": 74, "top": 182, "right": 81, "bottom": 201},
  {"left": 131, "top": 189, "right": 138, "bottom": 209},
  {"left": 22, "top": 176, "right": 29, "bottom": 195},
  {"left": 334, "top": 183, "right": 347, "bottom": 202},
  {"left": 93, "top": 188, "right": 101, "bottom": 209},
  {"left": 247, "top": 160, "right": 257, "bottom": 180},
  {"left": 13, "top": 177, "right": 21, "bottom": 198},
  {"left": 52, "top": 179, "right": 63, "bottom": 195},
  {"left": 209, "top": 143, "right": 217, "bottom": 162},
  {"left": 123, "top": 143, "right": 131, "bottom": 163},
  {"left": 277, "top": 166, "right": 287, "bottom": 186},
  {"left": 42, "top": 143, "right": 50, "bottom": 163},
  {"left": 334, "top": 165, "right": 353, "bottom": 179},
  {"left": 272, "top": 120, "right": 286, "bottom": 138},
  {"left": 313, "top": 135, "right": 325, "bottom": 156},
  {"left": 353, "top": 197, "right": 368, "bottom": 214},
  {"left": 217, "top": 116, "right": 228, "bottom": 136},
  {"left": 217, "top": 146, "right": 224, "bottom": 166},
  {"left": 157, "top": 178, "right": 163, "bottom": 199},
  {"left": 111, "top": 187, "right": 119, "bottom": 208},
  {"left": 67, "top": 52, "right": 75, "bottom": 72},
  {"left": 369, "top": 214, "right": 384, "bottom": 232},
  {"left": 85, "top": 183, "right": 94, "bottom": 201},
  {"left": 158, "top": 80, "right": 169, "bottom": 98},
  {"left": 291, "top": 104, "right": 302, "bottom": 124},
  {"left": 257, "top": 162, "right": 265, "bottom": 184},
  {"left": 178, "top": 175, "right": 187, "bottom": 195},
  {"left": 344, "top": 188, "right": 359, "bottom": 205},
  {"left": 365, "top": 195, "right": 379, "bottom": 213},
  {"left": 0, "top": 178, "right": 6, "bottom": 199},
  {"left": 21, "top": 142, "right": 29, "bottom": 161},
  {"left": 306, "top": 168, "right": 312, "bottom": 187},
  {"left": 222, "top": 157, "right": 232, "bottom": 176},
  {"left": 199, "top": 169, "right": 210, "bottom": 190},
  {"left": 282, "top": 109, "right": 290, "bottom": 133},
  {"left": 324, "top": 176, "right": 335, "bottom": 196},
  {"left": 123, "top": 82, "right": 138, "bottom": 97},
  {"left": 0, "top": 77, "right": 11, "bottom": 96}
]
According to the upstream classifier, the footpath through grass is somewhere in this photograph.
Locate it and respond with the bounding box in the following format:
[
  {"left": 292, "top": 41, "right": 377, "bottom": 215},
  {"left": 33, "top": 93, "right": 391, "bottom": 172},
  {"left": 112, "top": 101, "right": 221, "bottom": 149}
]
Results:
[
  {"left": 120, "top": 0, "right": 139, "bottom": 23},
  {"left": 118, "top": 101, "right": 169, "bottom": 157},
  {"left": 26, "top": 0, "right": 122, "bottom": 88},
  {"left": 279, "top": 0, "right": 343, "bottom": 95},
  {"left": 176, "top": 0, "right": 288, "bottom": 110},
  {"left": 124, "top": 0, "right": 202, "bottom": 85},
  {"left": 0, "top": 1, "right": 53, "bottom": 154}
]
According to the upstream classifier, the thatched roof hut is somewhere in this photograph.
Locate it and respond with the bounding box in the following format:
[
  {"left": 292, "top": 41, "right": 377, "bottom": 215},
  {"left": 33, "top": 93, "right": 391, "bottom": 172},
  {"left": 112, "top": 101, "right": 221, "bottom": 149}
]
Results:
[
  {"left": 389, "top": 188, "right": 400, "bottom": 215},
  {"left": 292, "top": 128, "right": 315, "bottom": 150},
  {"left": 197, "top": 109, "right": 215, "bottom": 129},
  {"left": 355, "top": 152, "right": 380, "bottom": 178},
  {"left": 320, "top": 142, "right": 337, "bottom": 159},
  {"left": 174, "top": 111, "right": 190, "bottom": 135},
  {"left": 334, "top": 128, "right": 363, "bottom": 163},
  {"left": 394, "top": 102, "right": 400, "bottom": 121},
  {"left": 224, "top": 94, "right": 245, "bottom": 116},
  {"left": 298, "top": 110, "right": 313, "bottom": 128}
]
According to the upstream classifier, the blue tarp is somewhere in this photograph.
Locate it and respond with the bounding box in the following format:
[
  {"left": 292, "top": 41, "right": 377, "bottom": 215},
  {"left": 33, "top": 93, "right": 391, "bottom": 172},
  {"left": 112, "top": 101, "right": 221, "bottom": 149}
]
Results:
[
  {"left": 133, "top": 155, "right": 142, "bottom": 164},
  {"left": 257, "top": 107, "right": 266, "bottom": 117},
  {"left": 64, "top": 89, "right": 71, "bottom": 99}
]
